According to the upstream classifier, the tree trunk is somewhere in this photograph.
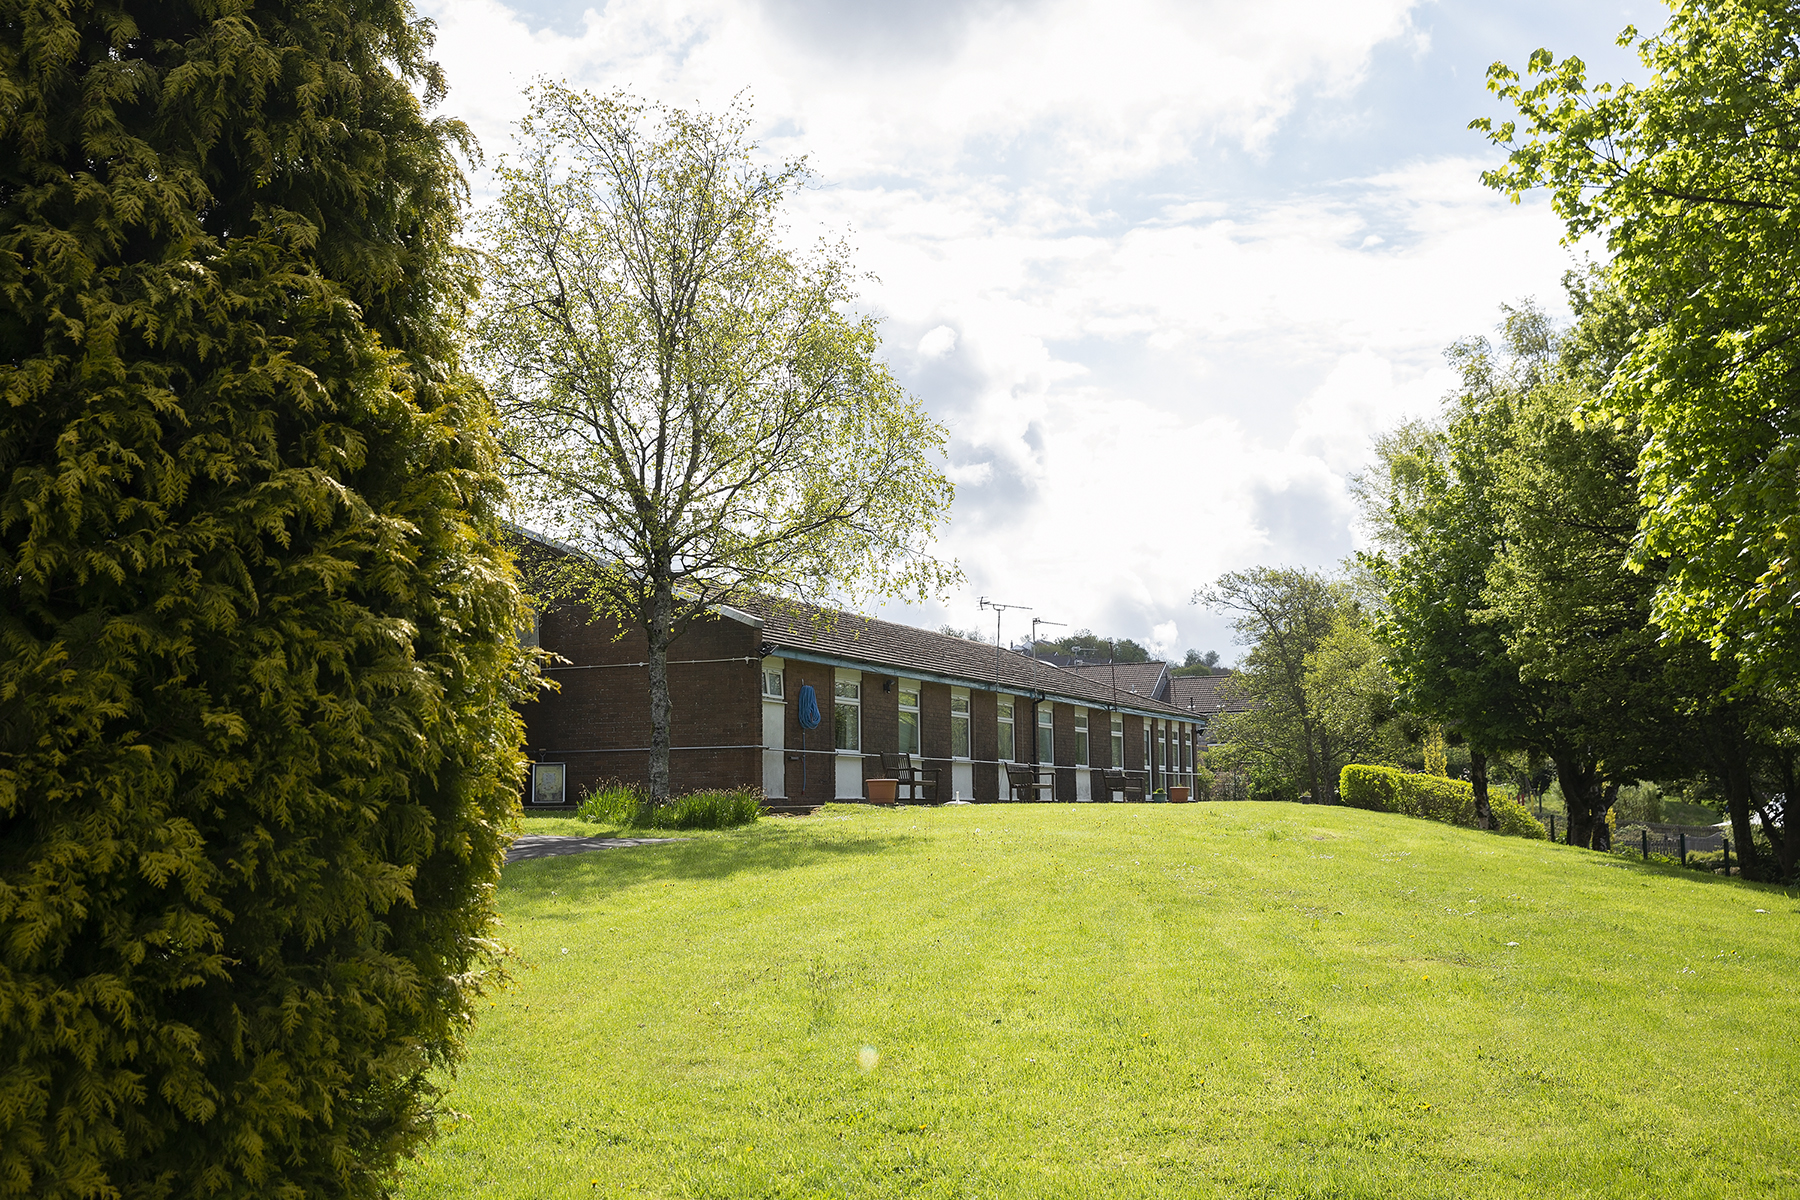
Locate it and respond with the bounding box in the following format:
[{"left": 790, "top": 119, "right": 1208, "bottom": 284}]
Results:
[
  {"left": 1470, "top": 749, "right": 1495, "bottom": 830},
  {"left": 646, "top": 579, "right": 675, "bottom": 804},
  {"left": 1591, "top": 780, "right": 1616, "bottom": 852},
  {"left": 1776, "top": 753, "right": 1798, "bottom": 883},
  {"left": 1551, "top": 751, "right": 1599, "bottom": 848},
  {"left": 1720, "top": 754, "right": 1762, "bottom": 881}
]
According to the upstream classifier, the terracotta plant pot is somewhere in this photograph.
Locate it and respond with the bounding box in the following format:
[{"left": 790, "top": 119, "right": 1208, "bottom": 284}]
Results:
[
  {"left": 867, "top": 778, "right": 899, "bottom": 805},
  {"left": 1169, "top": 786, "right": 1191, "bottom": 804}
]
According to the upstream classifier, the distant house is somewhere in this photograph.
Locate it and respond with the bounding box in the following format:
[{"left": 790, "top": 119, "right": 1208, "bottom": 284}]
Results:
[
  {"left": 514, "top": 537, "right": 1205, "bottom": 807},
  {"left": 1063, "top": 661, "right": 1172, "bottom": 704},
  {"left": 1167, "top": 673, "right": 1252, "bottom": 745}
]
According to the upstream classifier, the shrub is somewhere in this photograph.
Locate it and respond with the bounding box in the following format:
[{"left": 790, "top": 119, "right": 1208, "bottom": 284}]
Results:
[
  {"left": 1340, "top": 764, "right": 1408, "bottom": 814},
  {"left": 1339, "top": 765, "right": 1546, "bottom": 839},
  {"left": 577, "top": 780, "right": 650, "bottom": 826},
  {"left": 1491, "top": 798, "right": 1550, "bottom": 840},
  {"left": 0, "top": 1, "right": 528, "bottom": 1195},
  {"left": 579, "top": 783, "right": 761, "bottom": 831}
]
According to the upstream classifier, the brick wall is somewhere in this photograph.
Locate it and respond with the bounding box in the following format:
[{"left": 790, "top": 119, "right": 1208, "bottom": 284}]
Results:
[
  {"left": 862, "top": 672, "right": 899, "bottom": 787},
  {"left": 1051, "top": 702, "right": 1075, "bottom": 801},
  {"left": 523, "top": 606, "right": 761, "bottom": 804},
  {"left": 1123, "top": 713, "right": 1145, "bottom": 772},
  {"left": 920, "top": 681, "right": 952, "bottom": 798},
  {"left": 781, "top": 660, "right": 836, "bottom": 803},
  {"left": 971, "top": 690, "right": 999, "bottom": 802}
]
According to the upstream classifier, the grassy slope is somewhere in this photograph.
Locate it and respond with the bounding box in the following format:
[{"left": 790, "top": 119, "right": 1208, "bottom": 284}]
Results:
[{"left": 402, "top": 804, "right": 1800, "bottom": 1200}]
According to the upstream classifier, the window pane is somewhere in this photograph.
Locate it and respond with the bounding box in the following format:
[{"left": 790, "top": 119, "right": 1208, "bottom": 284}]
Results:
[
  {"left": 1075, "top": 730, "right": 1089, "bottom": 766},
  {"left": 998, "top": 722, "right": 1014, "bottom": 761},
  {"left": 997, "top": 697, "right": 1013, "bottom": 720},
  {"left": 762, "top": 670, "right": 783, "bottom": 698},
  {"left": 1038, "top": 709, "right": 1053, "bottom": 763},
  {"left": 952, "top": 716, "right": 970, "bottom": 758},
  {"left": 834, "top": 702, "right": 860, "bottom": 751},
  {"left": 835, "top": 680, "right": 860, "bottom": 701},
  {"left": 900, "top": 687, "right": 920, "bottom": 710},
  {"left": 899, "top": 711, "right": 920, "bottom": 755},
  {"left": 951, "top": 695, "right": 969, "bottom": 715}
]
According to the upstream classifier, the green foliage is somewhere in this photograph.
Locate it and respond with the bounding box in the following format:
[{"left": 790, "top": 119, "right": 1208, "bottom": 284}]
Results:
[
  {"left": 1339, "top": 765, "right": 1546, "bottom": 840},
  {"left": 1615, "top": 781, "right": 1666, "bottom": 826},
  {"left": 1477, "top": 4, "right": 1800, "bottom": 687},
  {"left": 471, "top": 84, "right": 958, "bottom": 801},
  {"left": 1197, "top": 568, "right": 1399, "bottom": 801},
  {"left": 1489, "top": 797, "right": 1551, "bottom": 841},
  {"left": 1036, "top": 630, "right": 1150, "bottom": 663},
  {"left": 578, "top": 782, "right": 761, "bottom": 830},
  {"left": 0, "top": 2, "right": 529, "bottom": 1196}
]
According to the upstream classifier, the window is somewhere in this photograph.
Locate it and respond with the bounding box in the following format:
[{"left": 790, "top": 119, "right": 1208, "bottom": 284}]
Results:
[
  {"left": 1158, "top": 723, "right": 1167, "bottom": 777},
  {"left": 518, "top": 611, "right": 541, "bottom": 649},
  {"left": 834, "top": 677, "right": 861, "bottom": 752},
  {"left": 762, "top": 668, "right": 784, "bottom": 699},
  {"left": 951, "top": 689, "right": 971, "bottom": 758},
  {"left": 898, "top": 681, "right": 921, "bottom": 755},
  {"left": 997, "top": 696, "right": 1015, "bottom": 761},
  {"left": 1143, "top": 724, "right": 1151, "bottom": 773},
  {"left": 1110, "top": 713, "right": 1124, "bottom": 769},
  {"left": 1038, "top": 705, "right": 1054, "bottom": 765},
  {"left": 1073, "top": 711, "right": 1089, "bottom": 767}
]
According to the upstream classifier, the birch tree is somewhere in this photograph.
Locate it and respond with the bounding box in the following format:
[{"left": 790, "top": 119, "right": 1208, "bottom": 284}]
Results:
[{"left": 471, "top": 85, "right": 959, "bottom": 801}]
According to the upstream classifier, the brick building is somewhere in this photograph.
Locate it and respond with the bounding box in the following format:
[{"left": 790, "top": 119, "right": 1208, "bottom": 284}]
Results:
[{"left": 518, "top": 560, "right": 1205, "bottom": 808}]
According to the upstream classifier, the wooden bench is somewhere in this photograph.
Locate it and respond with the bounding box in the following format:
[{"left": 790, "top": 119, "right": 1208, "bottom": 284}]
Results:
[
  {"left": 880, "top": 753, "right": 940, "bottom": 804},
  {"left": 1005, "top": 763, "right": 1055, "bottom": 802},
  {"left": 1094, "top": 768, "right": 1146, "bottom": 803}
]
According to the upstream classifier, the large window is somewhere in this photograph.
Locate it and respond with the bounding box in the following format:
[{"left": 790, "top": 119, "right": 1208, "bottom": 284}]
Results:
[
  {"left": 951, "top": 689, "right": 971, "bottom": 758},
  {"left": 898, "top": 681, "right": 921, "bottom": 755},
  {"left": 1073, "top": 711, "right": 1089, "bottom": 767},
  {"left": 997, "top": 696, "right": 1015, "bottom": 761},
  {"left": 1038, "top": 705, "right": 1054, "bottom": 765},
  {"left": 1143, "top": 724, "right": 1151, "bottom": 774},
  {"left": 1157, "top": 722, "right": 1167, "bottom": 780},
  {"left": 1110, "top": 713, "right": 1124, "bottom": 769},
  {"left": 762, "top": 668, "right": 784, "bottom": 699},
  {"left": 834, "top": 677, "right": 861, "bottom": 752}
]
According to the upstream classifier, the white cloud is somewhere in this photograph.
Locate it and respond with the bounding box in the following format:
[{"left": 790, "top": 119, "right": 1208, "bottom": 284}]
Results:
[
  {"left": 421, "top": 0, "right": 1587, "bottom": 656},
  {"left": 917, "top": 324, "right": 958, "bottom": 358}
]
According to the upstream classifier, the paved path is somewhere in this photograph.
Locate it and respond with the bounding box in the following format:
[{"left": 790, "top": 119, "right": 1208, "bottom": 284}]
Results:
[{"left": 505, "top": 834, "right": 688, "bottom": 864}]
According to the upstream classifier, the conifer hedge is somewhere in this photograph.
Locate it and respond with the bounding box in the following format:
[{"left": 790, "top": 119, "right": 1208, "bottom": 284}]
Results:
[{"left": 0, "top": 2, "right": 529, "bottom": 1196}]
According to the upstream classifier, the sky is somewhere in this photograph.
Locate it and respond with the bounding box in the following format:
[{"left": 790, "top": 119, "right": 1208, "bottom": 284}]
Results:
[{"left": 417, "top": 0, "right": 1669, "bottom": 664}]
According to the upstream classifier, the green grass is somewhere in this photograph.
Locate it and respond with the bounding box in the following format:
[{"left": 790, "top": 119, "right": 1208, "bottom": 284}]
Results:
[{"left": 404, "top": 803, "right": 1800, "bottom": 1199}]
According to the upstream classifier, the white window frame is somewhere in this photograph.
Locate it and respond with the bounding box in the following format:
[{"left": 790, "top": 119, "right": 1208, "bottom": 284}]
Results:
[
  {"left": 761, "top": 667, "right": 784, "bottom": 699},
  {"left": 1110, "top": 713, "right": 1124, "bottom": 770},
  {"left": 898, "top": 679, "right": 922, "bottom": 756},
  {"left": 950, "top": 687, "right": 972, "bottom": 760},
  {"left": 1038, "top": 704, "right": 1054, "bottom": 765},
  {"left": 997, "top": 695, "right": 1016, "bottom": 762},
  {"left": 833, "top": 672, "right": 861, "bottom": 753},
  {"left": 1073, "top": 711, "right": 1089, "bottom": 767}
]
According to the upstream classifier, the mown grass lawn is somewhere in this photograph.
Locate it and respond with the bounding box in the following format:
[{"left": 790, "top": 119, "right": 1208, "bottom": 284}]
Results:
[{"left": 399, "top": 803, "right": 1799, "bottom": 1199}]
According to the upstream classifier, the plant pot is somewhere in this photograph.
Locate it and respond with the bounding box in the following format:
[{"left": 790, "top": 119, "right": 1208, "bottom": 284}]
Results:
[
  {"left": 867, "top": 778, "right": 898, "bottom": 805},
  {"left": 1169, "top": 786, "right": 1191, "bottom": 804}
]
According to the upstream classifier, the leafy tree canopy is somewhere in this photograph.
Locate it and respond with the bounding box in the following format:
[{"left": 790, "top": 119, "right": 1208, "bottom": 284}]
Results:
[
  {"left": 1, "top": 0, "right": 528, "bottom": 1195},
  {"left": 1476, "top": 1, "right": 1800, "bottom": 686}
]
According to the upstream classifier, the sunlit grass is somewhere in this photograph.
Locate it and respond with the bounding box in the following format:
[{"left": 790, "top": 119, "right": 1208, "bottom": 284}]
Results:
[{"left": 403, "top": 803, "right": 1798, "bottom": 1199}]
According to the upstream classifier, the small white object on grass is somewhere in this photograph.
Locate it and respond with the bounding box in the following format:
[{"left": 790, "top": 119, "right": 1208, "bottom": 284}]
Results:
[{"left": 858, "top": 1046, "right": 879, "bottom": 1072}]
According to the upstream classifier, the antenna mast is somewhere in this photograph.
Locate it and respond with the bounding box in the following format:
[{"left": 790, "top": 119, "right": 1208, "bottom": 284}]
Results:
[{"left": 979, "top": 596, "right": 1030, "bottom": 688}]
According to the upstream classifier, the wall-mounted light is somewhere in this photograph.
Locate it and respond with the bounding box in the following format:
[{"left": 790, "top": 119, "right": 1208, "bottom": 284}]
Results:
[{"left": 882, "top": 679, "right": 892, "bottom": 692}]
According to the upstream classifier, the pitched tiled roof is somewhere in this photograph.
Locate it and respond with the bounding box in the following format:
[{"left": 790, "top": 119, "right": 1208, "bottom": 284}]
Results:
[
  {"left": 1168, "top": 673, "right": 1251, "bottom": 716},
  {"left": 1063, "top": 661, "right": 1170, "bottom": 702},
  {"left": 736, "top": 596, "right": 1194, "bottom": 719}
]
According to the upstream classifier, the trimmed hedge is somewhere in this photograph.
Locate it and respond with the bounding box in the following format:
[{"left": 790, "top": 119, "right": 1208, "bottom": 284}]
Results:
[{"left": 1340, "top": 765, "right": 1547, "bottom": 840}]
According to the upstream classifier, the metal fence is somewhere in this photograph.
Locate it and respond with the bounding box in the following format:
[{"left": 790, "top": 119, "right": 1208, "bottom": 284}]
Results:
[{"left": 1536, "top": 815, "right": 1731, "bottom": 868}]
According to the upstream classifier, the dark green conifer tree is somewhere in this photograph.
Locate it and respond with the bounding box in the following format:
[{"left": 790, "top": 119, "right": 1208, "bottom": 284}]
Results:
[{"left": 0, "top": 1, "right": 530, "bottom": 1196}]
